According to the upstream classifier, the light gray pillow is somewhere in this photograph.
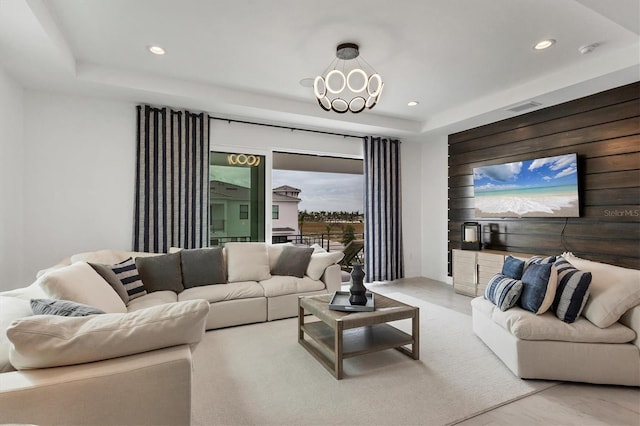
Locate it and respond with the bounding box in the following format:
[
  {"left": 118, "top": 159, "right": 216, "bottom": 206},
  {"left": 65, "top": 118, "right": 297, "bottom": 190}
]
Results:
[
  {"left": 135, "top": 252, "right": 184, "bottom": 293},
  {"left": 180, "top": 248, "right": 226, "bottom": 288},
  {"left": 271, "top": 246, "right": 314, "bottom": 278},
  {"left": 31, "top": 299, "right": 105, "bottom": 317}
]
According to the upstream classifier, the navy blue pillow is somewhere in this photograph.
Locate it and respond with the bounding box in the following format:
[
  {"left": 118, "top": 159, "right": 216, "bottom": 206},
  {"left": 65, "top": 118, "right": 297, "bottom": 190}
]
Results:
[
  {"left": 552, "top": 257, "right": 592, "bottom": 323},
  {"left": 519, "top": 263, "right": 556, "bottom": 314},
  {"left": 502, "top": 256, "right": 525, "bottom": 279}
]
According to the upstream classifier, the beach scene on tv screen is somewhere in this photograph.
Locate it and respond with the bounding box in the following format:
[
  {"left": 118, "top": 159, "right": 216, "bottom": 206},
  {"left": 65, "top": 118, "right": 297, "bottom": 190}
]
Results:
[{"left": 473, "top": 153, "right": 579, "bottom": 218}]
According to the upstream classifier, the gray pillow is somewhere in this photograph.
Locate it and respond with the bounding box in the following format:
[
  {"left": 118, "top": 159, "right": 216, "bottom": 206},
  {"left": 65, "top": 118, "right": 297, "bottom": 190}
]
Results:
[
  {"left": 89, "top": 262, "right": 130, "bottom": 304},
  {"left": 180, "top": 248, "right": 226, "bottom": 288},
  {"left": 31, "top": 299, "right": 105, "bottom": 317},
  {"left": 271, "top": 246, "right": 314, "bottom": 278},
  {"left": 135, "top": 252, "right": 184, "bottom": 293}
]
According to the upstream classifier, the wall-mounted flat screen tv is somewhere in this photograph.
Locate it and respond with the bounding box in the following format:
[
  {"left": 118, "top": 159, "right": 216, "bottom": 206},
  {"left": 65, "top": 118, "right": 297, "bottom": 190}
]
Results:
[{"left": 473, "top": 153, "right": 580, "bottom": 218}]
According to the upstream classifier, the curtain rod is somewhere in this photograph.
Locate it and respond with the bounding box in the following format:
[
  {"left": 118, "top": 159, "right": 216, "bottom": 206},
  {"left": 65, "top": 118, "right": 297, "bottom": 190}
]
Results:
[{"left": 208, "top": 116, "right": 365, "bottom": 140}]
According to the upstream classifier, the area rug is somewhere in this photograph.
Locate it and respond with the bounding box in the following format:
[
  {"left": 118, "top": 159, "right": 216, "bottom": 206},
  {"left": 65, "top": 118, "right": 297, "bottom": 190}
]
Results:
[{"left": 191, "top": 292, "right": 557, "bottom": 425}]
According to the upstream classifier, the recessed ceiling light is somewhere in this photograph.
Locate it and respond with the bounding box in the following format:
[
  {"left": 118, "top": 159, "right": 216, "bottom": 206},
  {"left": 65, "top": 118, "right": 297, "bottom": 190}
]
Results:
[
  {"left": 407, "top": 101, "right": 419, "bottom": 107},
  {"left": 533, "top": 39, "right": 555, "bottom": 50},
  {"left": 148, "top": 45, "right": 166, "bottom": 55}
]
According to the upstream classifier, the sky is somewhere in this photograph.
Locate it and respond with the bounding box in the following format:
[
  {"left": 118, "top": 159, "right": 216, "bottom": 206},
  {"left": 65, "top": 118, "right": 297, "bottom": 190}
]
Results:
[
  {"left": 272, "top": 170, "right": 364, "bottom": 213},
  {"left": 473, "top": 153, "right": 578, "bottom": 193}
]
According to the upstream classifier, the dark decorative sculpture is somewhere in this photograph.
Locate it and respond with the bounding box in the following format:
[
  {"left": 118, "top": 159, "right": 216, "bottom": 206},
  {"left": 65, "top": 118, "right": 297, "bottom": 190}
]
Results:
[{"left": 349, "top": 263, "right": 367, "bottom": 305}]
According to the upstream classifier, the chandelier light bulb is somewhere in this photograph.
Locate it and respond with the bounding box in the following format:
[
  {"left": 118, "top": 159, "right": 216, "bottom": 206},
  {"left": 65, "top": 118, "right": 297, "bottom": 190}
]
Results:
[{"left": 314, "top": 43, "right": 383, "bottom": 113}]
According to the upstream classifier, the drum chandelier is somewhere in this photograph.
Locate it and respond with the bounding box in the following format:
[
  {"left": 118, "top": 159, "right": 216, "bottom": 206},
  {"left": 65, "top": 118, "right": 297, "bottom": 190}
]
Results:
[{"left": 313, "top": 43, "right": 384, "bottom": 114}]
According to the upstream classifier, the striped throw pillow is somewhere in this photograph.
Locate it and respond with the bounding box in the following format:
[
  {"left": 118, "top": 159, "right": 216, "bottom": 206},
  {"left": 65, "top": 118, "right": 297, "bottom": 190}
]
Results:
[
  {"left": 110, "top": 257, "right": 147, "bottom": 301},
  {"left": 484, "top": 274, "right": 523, "bottom": 311},
  {"left": 552, "top": 257, "right": 592, "bottom": 323},
  {"left": 524, "top": 255, "right": 556, "bottom": 271}
]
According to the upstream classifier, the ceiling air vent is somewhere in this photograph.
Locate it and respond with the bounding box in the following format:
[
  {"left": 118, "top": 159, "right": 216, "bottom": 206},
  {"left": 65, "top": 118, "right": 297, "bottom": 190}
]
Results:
[{"left": 506, "top": 101, "right": 542, "bottom": 113}]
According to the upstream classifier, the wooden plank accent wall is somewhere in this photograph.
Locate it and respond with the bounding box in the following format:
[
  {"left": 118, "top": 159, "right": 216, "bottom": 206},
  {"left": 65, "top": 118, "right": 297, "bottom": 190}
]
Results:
[{"left": 448, "top": 82, "right": 640, "bottom": 275}]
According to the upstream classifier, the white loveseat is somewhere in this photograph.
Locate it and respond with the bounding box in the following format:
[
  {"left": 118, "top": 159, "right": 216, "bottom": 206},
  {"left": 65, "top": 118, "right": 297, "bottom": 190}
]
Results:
[
  {"left": 472, "top": 253, "right": 640, "bottom": 386},
  {"left": 0, "top": 242, "right": 343, "bottom": 425}
]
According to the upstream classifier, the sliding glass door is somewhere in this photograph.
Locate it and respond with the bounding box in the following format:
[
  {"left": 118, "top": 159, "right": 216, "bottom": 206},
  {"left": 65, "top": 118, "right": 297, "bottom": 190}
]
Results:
[{"left": 209, "top": 152, "right": 265, "bottom": 246}]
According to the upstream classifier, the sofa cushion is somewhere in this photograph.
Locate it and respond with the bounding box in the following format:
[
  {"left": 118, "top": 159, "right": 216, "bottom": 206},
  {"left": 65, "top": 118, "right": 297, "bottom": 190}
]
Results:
[
  {"left": 0, "top": 296, "right": 33, "bottom": 372},
  {"left": 489, "top": 302, "right": 636, "bottom": 343},
  {"left": 552, "top": 257, "right": 592, "bottom": 323},
  {"left": 259, "top": 275, "right": 326, "bottom": 297},
  {"left": 126, "top": 291, "right": 179, "bottom": 312},
  {"left": 178, "top": 281, "right": 264, "bottom": 303},
  {"left": 30, "top": 299, "right": 105, "bottom": 317},
  {"left": 38, "top": 262, "right": 127, "bottom": 313},
  {"left": 108, "top": 257, "right": 147, "bottom": 301},
  {"left": 226, "top": 242, "right": 271, "bottom": 283},
  {"left": 501, "top": 256, "right": 525, "bottom": 279},
  {"left": 519, "top": 263, "right": 557, "bottom": 314},
  {"left": 70, "top": 249, "right": 129, "bottom": 265},
  {"left": 271, "top": 246, "right": 314, "bottom": 278},
  {"left": 306, "top": 251, "right": 344, "bottom": 281},
  {"left": 88, "top": 262, "right": 130, "bottom": 304},
  {"left": 564, "top": 253, "right": 640, "bottom": 328},
  {"left": 136, "top": 252, "right": 184, "bottom": 293},
  {"left": 180, "top": 248, "right": 226, "bottom": 288},
  {"left": 7, "top": 299, "right": 209, "bottom": 370},
  {"left": 268, "top": 242, "right": 294, "bottom": 270},
  {"left": 484, "top": 274, "right": 523, "bottom": 311}
]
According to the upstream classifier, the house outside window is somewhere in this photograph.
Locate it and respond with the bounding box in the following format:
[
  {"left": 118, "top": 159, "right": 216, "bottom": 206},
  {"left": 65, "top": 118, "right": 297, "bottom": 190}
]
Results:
[
  {"left": 239, "top": 204, "right": 249, "bottom": 219},
  {"left": 272, "top": 205, "right": 279, "bottom": 219}
]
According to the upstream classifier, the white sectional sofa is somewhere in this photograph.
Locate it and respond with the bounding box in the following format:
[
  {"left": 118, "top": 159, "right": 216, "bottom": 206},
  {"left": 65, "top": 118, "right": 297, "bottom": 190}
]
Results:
[
  {"left": 0, "top": 242, "right": 343, "bottom": 425},
  {"left": 472, "top": 252, "right": 640, "bottom": 386}
]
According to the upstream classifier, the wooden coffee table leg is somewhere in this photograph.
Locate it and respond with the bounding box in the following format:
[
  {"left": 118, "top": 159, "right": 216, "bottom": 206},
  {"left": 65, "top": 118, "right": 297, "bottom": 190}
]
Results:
[
  {"left": 334, "top": 320, "right": 344, "bottom": 380},
  {"left": 412, "top": 308, "right": 420, "bottom": 360},
  {"left": 298, "top": 303, "right": 304, "bottom": 342}
]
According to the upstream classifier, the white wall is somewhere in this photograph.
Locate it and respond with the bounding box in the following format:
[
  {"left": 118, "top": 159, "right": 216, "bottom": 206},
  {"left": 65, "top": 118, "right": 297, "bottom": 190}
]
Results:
[
  {"left": 420, "top": 134, "right": 451, "bottom": 283},
  {"left": 0, "top": 67, "right": 25, "bottom": 290},
  {"left": 21, "top": 91, "right": 136, "bottom": 283},
  {"left": 400, "top": 135, "right": 450, "bottom": 283},
  {"left": 400, "top": 139, "right": 423, "bottom": 278},
  {"left": 8, "top": 90, "right": 445, "bottom": 288}
]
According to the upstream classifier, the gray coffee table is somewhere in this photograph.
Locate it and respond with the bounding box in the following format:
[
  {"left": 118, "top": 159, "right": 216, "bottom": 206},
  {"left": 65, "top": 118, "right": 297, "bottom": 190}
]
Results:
[{"left": 298, "top": 292, "right": 419, "bottom": 379}]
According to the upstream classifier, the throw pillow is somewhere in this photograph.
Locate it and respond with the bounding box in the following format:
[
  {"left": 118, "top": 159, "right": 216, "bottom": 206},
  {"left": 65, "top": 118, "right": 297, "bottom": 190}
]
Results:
[
  {"left": 225, "top": 242, "right": 271, "bottom": 282},
  {"left": 524, "top": 255, "right": 557, "bottom": 271},
  {"left": 0, "top": 296, "right": 33, "bottom": 372},
  {"left": 306, "top": 251, "right": 344, "bottom": 281},
  {"left": 564, "top": 253, "right": 640, "bottom": 328},
  {"left": 501, "top": 256, "right": 525, "bottom": 279},
  {"left": 180, "top": 248, "right": 226, "bottom": 288},
  {"left": 519, "top": 263, "right": 558, "bottom": 314},
  {"left": 30, "top": 298, "right": 105, "bottom": 316},
  {"left": 484, "top": 273, "right": 523, "bottom": 311},
  {"left": 135, "top": 252, "right": 184, "bottom": 293},
  {"left": 109, "top": 257, "right": 147, "bottom": 301},
  {"left": 552, "top": 257, "right": 592, "bottom": 323},
  {"left": 38, "top": 262, "right": 127, "bottom": 313},
  {"left": 7, "top": 299, "right": 209, "bottom": 370},
  {"left": 310, "top": 243, "right": 327, "bottom": 253},
  {"left": 88, "top": 262, "right": 130, "bottom": 304},
  {"left": 267, "top": 242, "right": 294, "bottom": 270},
  {"left": 271, "top": 246, "right": 314, "bottom": 278}
]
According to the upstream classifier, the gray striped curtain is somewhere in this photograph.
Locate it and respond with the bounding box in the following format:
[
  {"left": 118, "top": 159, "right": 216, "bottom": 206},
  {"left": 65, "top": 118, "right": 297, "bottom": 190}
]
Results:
[
  {"left": 134, "top": 105, "right": 210, "bottom": 252},
  {"left": 363, "top": 136, "right": 404, "bottom": 282}
]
